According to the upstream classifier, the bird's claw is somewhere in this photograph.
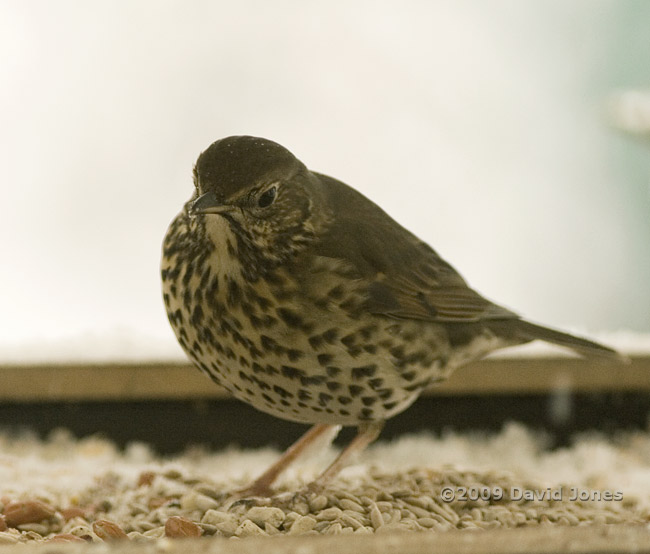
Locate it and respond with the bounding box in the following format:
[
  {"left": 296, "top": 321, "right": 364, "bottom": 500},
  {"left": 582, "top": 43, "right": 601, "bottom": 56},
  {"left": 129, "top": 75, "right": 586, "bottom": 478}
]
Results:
[
  {"left": 221, "top": 483, "right": 276, "bottom": 511},
  {"left": 226, "top": 495, "right": 273, "bottom": 510}
]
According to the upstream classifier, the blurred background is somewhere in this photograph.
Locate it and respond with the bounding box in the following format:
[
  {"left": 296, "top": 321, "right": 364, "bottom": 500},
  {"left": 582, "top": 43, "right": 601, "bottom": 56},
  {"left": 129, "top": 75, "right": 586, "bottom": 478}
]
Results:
[{"left": 1, "top": 0, "right": 649, "bottom": 363}]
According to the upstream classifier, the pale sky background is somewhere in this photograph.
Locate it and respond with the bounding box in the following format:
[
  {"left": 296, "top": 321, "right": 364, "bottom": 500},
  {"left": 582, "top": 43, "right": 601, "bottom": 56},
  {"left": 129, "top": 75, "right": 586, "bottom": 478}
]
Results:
[{"left": 1, "top": 0, "right": 649, "bottom": 362}]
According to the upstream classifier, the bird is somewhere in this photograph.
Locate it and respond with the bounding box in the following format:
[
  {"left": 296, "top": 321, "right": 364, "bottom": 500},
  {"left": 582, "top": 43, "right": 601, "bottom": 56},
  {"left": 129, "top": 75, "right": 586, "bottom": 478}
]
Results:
[{"left": 161, "top": 135, "right": 620, "bottom": 497}]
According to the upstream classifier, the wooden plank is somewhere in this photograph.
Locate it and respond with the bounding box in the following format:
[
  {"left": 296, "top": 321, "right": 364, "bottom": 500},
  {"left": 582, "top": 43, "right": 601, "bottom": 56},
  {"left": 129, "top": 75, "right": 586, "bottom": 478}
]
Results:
[
  {"left": 9, "top": 525, "right": 650, "bottom": 554},
  {"left": 0, "top": 356, "right": 648, "bottom": 402}
]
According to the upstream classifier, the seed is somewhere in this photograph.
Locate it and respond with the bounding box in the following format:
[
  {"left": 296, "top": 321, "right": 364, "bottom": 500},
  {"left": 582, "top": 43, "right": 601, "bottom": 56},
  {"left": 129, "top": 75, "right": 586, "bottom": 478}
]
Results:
[
  {"left": 264, "top": 523, "right": 281, "bottom": 535},
  {"left": 398, "top": 519, "right": 420, "bottom": 531},
  {"left": 4, "top": 500, "right": 56, "bottom": 527},
  {"left": 340, "top": 514, "right": 362, "bottom": 529},
  {"left": 417, "top": 517, "right": 436, "bottom": 528},
  {"left": 391, "top": 509, "right": 402, "bottom": 524},
  {"left": 165, "top": 516, "right": 202, "bottom": 538},
  {"left": 93, "top": 519, "right": 129, "bottom": 541},
  {"left": 197, "top": 523, "right": 216, "bottom": 536},
  {"left": 331, "top": 490, "right": 355, "bottom": 502},
  {"left": 343, "top": 509, "right": 368, "bottom": 525},
  {"left": 216, "top": 522, "right": 239, "bottom": 537},
  {"left": 288, "top": 515, "right": 317, "bottom": 535},
  {"left": 17, "top": 522, "right": 49, "bottom": 535},
  {"left": 65, "top": 524, "right": 93, "bottom": 538},
  {"left": 201, "top": 510, "right": 238, "bottom": 536},
  {"left": 316, "top": 507, "right": 342, "bottom": 521},
  {"left": 325, "top": 522, "right": 342, "bottom": 535},
  {"left": 308, "top": 495, "right": 328, "bottom": 512},
  {"left": 291, "top": 500, "right": 309, "bottom": 516},
  {"left": 47, "top": 533, "right": 86, "bottom": 543},
  {"left": 201, "top": 510, "right": 233, "bottom": 525},
  {"left": 234, "top": 520, "right": 266, "bottom": 537},
  {"left": 401, "top": 503, "right": 429, "bottom": 518},
  {"left": 126, "top": 531, "right": 148, "bottom": 542},
  {"left": 180, "top": 492, "right": 219, "bottom": 511},
  {"left": 369, "top": 503, "right": 384, "bottom": 529},
  {"left": 431, "top": 501, "right": 460, "bottom": 523},
  {"left": 283, "top": 512, "right": 301, "bottom": 527},
  {"left": 375, "top": 523, "right": 400, "bottom": 534},
  {"left": 143, "top": 527, "right": 166, "bottom": 539},
  {"left": 403, "top": 495, "right": 431, "bottom": 509},
  {"left": 339, "top": 499, "right": 364, "bottom": 512},
  {"left": 60, "top": 508, "right": 87, "bottom": 521},
  {"left": 245, "top": 507, "right": 285, "bottom": 528},
  {"left": 0, "top": 532, "right": 19, "bottom": 545}
]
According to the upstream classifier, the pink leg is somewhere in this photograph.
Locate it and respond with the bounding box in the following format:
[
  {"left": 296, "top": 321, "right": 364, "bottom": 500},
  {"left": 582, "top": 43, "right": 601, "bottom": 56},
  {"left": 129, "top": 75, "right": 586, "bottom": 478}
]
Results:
[
  {"left": 308, "top": 421, "right": 384, "bottom": 492},
  {"left": 235, "top": 423, "right": 341, "bottom": 497}
]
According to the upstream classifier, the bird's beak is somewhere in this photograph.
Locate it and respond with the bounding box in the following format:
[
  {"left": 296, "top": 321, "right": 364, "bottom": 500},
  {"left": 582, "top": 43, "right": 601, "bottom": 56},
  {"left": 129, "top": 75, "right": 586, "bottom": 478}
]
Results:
[{"left": 189, "top": 191, "right": 235, "bottom": 216}]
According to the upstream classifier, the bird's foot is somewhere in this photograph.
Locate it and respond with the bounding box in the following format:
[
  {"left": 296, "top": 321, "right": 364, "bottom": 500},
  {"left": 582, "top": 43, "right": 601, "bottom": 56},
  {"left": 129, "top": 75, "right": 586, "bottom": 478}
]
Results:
[
  {"left": 262, "top": 484, "right": 326, "bottom": 512},
  {"left": 222, "top": 483, "right": 276, "bottom": 510},
  {"left": 222, "top": 480, "right": 327, "bottom": 511},
  {"left": 226, "top": 495, "right": 273, "bottom": 510}
]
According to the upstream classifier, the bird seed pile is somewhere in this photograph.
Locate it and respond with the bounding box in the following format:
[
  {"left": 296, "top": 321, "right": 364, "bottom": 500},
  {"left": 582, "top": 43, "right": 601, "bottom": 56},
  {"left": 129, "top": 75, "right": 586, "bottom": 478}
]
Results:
[{"left": 1, "top": 423, "right": 649, "bottom": 545}]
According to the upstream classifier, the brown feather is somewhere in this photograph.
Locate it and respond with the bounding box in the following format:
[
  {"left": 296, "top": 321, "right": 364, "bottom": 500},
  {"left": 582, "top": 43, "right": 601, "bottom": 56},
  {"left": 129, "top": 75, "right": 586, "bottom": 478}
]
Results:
[{"left": 311, "top": 173, "right": 518, "bottom": 323}]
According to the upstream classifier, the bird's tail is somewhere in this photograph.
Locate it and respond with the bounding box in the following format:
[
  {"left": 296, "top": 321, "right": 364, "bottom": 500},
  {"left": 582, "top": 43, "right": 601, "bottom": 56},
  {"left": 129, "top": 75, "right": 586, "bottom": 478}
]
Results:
[{"left": 512, "top": 320, "right": 625, "bottom": 362}]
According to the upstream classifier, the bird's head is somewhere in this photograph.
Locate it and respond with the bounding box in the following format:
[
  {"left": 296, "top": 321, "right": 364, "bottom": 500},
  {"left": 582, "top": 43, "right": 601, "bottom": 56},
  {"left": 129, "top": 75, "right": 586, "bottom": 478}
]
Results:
[{"left": 188, "top": 136, "right": 330, "bottom": 267}]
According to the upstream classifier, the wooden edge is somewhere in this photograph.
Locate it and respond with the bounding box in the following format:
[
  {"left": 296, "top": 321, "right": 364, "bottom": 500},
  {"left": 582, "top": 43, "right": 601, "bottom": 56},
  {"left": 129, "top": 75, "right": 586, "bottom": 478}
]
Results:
[
  {"left": 0, "top": 356, "right": 648, "bottom": 402},
  {"left": 7, "top": 525, "right": 650, "bottom": 554}
]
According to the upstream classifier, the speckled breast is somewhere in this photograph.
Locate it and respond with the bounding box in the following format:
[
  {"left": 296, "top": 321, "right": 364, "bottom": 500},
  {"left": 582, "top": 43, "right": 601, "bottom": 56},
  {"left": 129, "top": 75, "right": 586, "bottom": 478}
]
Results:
[{"left": 161, "top": 212, "right": 451, "bottom": 426}]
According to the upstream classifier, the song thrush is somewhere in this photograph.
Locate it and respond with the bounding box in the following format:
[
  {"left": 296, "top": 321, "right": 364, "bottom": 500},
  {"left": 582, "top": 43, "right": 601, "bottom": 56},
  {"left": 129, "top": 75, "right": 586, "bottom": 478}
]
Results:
[{"left": 161, "top": 135, "right": 619, "bottom": 496}]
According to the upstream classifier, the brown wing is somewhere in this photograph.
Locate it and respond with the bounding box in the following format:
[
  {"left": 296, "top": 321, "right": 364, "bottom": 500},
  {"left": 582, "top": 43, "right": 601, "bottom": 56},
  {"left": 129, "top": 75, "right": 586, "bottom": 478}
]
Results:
[
  {"left": 311, "top": 172, "right": 518, "bottom": 323},
  {"left": 366, "top": 276, "right": 517, "bottom": 322}
]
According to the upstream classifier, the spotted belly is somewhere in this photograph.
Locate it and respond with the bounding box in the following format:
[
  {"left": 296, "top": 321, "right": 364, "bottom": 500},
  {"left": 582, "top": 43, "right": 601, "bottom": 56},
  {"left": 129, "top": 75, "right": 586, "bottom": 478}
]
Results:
[{"left": 162, "top": 272, "right": 452, "bottom": 426}]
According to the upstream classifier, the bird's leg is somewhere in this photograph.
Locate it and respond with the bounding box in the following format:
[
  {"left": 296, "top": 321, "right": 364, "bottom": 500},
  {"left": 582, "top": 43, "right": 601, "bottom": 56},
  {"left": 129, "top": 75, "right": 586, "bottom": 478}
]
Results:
[
  {"left": 307, "top": 420, "right": 385, "bottom": 493},
  {"left": 234, "top": 423, "right": 341, "bottom": 498}
]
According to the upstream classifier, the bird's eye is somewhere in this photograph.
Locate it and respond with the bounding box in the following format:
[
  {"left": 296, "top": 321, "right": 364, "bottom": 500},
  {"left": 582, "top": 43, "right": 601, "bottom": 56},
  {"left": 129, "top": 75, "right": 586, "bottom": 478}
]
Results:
[{"left": 257, "top": 186, "right": 277, "bottom": 208}]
